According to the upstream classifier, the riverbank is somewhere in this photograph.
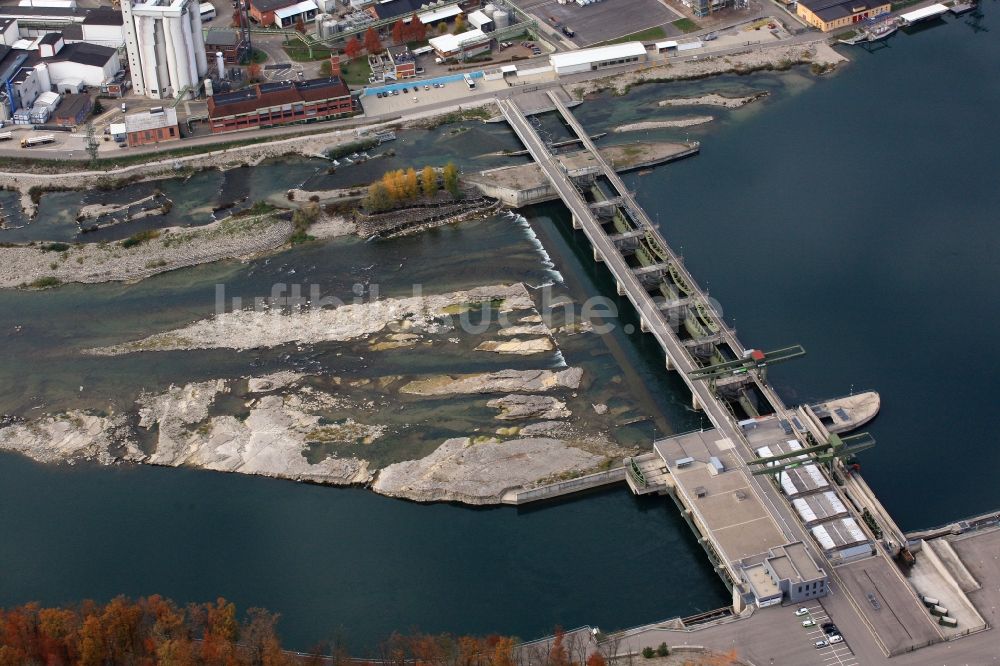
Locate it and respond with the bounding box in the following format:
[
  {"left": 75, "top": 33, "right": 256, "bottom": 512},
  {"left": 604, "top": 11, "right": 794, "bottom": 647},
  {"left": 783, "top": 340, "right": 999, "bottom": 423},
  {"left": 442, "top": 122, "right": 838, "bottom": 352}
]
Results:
[{"left": 573, "top": 41, "right": 848, "bottom": 97}]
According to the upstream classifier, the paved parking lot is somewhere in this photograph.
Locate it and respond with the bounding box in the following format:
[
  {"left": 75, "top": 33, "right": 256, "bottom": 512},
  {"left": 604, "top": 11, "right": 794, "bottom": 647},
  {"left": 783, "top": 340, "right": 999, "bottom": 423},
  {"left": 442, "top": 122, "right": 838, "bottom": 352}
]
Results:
[
  {"left": 358, "top": 77, "right": 509, "bottom": 116},
  {"left": 797, "top": 602, "right": 859, "bottom": 666},
  {"left": 515, "top": 0, "right": 679, "bottom": 46}
]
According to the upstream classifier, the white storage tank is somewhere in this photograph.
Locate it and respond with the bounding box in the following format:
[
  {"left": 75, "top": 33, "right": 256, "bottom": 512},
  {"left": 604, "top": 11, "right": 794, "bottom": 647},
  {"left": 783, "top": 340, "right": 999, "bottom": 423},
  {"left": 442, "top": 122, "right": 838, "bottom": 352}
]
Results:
[
  {"left": 33, "top": 63, "right": 51, "bottom": 93},
  {"left": 484, "top": 3, "right": 497, "bottom": 14},
  {"left": 492, "top": 9, "right": 509, "bottom": 28}
]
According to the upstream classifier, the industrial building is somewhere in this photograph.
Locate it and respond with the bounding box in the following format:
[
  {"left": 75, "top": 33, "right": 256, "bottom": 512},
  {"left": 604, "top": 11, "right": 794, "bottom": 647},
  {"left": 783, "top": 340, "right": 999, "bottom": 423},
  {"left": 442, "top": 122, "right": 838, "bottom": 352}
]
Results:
[
  {"left": 0, "top": 5, "right": 125, "bottom": 47},
  {"left": 0, "top": 34, "right": 118, "bottom": 120},
  {"left": 740, "top": 542, "right": 828, "bottom": 607},
  {"left": 206, "top": 76, "right": 353, "bottom": 133},
  {"left": 124, "top": 106, "right": 180, "bottom": 146},
  {"left": 49, "top": 90, "right": 90, "bottom": 125},
  {"left": 549, "top": 42, "right": 646, "bottom": 75},
  {"left": 796, "top": 0, "right": 891, "bottom": 31},
  {"left": 248, "top": 0, "right": 316, "bottom": 26},
  {"left": 272, "top": 0, "right": 318, "bottom": 27},
  {"left": 427, "top": 28, "right": 490, "bottom": 61},
  {"left": 204, "top": 28, "right": 247, "bottom": 64},
  {"left": 121, "top": 0, "right": 209, "bottom": 99}
]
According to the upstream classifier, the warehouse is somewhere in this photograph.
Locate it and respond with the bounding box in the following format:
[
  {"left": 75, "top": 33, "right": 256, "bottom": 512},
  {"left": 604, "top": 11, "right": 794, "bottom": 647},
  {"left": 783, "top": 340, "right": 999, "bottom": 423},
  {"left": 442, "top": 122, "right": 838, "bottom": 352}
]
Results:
[
  {"left": 796, "top": 0, "right": 890, "bottom": 31},
  {"left": 427, "top": 28, "right": 490, "bottom": 61},
  {"left": 549, "top": 42, "right": 645, "bottom": 76},
  {"left": 272, "top": 0, "right": 318, "bottom": 28},
  {"left": 125, "top": 106, "right": 180, "bottom": 146},
  {"left": 50, "top": 90, "right": 90, "bottom": 126}
]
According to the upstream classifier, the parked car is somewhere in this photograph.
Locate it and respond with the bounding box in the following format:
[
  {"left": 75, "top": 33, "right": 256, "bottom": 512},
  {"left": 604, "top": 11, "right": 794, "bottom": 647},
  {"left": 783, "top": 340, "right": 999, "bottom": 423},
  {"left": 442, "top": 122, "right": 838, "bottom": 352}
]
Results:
[
  {"left": 829, "top": 635, "right": 844, "bottom": 644},
  {"left": 402, "top": 87, "right": 409, "bottom": 93},
  {"left": 814, "top": 639, "right": 829, "bottom": 649},
  {"left": 392, "top": 89, "right": 399, "bottom": 96},
  {"left": 822, "top": 623, "right": 838, "bottom": 634},
  {"left": 795, "top": 608, "right": 809, "bottom": 616},
  {"left": 802, "top": 619, "right": 816, "bottom": 628},
  {"left": 562, "top": 26, "right": 575, "bottom": 37},
  {"left": 424, "top": 84, "right": 430, "bottom": 90}
]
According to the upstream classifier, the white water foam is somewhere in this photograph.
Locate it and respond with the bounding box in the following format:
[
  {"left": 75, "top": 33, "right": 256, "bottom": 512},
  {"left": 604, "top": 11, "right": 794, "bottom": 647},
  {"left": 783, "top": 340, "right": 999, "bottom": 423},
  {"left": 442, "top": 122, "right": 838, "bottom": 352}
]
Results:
[{"left": 507, "top": 211, "right": 564, "bottom": 285}]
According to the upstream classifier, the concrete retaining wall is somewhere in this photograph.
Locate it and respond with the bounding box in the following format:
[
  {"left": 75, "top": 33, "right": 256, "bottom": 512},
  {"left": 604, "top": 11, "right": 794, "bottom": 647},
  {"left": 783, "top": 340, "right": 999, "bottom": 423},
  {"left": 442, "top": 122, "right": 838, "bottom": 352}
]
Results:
[{"left": 502, "top": 467, "right": 625, "bottom": 504}]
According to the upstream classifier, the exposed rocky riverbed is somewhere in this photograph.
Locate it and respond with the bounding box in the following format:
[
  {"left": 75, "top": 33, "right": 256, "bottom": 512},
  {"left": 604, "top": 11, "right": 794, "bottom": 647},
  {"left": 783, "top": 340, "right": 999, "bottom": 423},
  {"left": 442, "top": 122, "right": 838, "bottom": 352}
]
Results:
[
  {"left": 613, "top": 117, "right": 714, "bottom": 133},
  {"left": 657, "top": 91, "right": 769, "bottom": 109},
  {"left": 90, "top": 283, "right": 536, "bottom": 354},
  {"left": 0, "top": 277, "right": 639, "bottom": 502},
  {"left": 0, "top": 213, "right": 303, "bottom": 289}
]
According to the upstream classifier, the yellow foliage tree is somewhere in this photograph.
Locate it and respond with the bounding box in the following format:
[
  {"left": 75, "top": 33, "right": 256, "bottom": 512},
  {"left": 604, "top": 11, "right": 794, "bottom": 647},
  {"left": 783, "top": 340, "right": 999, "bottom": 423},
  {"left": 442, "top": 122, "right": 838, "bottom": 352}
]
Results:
[
  {"left": 421, "top": 165, "right": 437, "bottom": 197},
  {"left": 404, "top": 168, "right": 420, "bottom": 198}
]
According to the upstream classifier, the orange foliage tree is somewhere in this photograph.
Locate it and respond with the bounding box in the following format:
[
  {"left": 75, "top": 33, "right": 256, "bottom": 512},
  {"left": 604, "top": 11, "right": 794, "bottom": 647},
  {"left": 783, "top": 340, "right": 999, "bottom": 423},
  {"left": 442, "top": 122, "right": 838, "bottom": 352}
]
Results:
[
  {"left": 363, "top": 26, "right": 382, "bottom": 54},
  {"left": 344, "top": 36, "right": 362, "bottom": 60}
]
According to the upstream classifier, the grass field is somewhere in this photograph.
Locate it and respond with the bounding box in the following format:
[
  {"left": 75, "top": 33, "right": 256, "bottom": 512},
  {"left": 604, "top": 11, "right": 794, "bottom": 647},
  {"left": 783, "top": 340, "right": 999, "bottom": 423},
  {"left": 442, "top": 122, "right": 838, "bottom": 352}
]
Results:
[
  {"left": 600, "top": 26, "right": 667, "bottom": 45},
  {"left": 282, "top": 41, "right": 335, "bottom": 62},
  {"left": 672, "top": 18, "right": 701, "bottom": 33},
  {"left": 341, "top": 59, "right": 374, "bottom": 86}
]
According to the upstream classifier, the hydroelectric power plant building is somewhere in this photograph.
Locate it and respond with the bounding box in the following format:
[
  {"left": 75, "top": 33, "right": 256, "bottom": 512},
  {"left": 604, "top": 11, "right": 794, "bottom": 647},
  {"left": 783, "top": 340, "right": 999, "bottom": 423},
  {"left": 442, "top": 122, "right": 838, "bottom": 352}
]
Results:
[{"left": 121, "top": 0, "right": 208, "bottom": 99}]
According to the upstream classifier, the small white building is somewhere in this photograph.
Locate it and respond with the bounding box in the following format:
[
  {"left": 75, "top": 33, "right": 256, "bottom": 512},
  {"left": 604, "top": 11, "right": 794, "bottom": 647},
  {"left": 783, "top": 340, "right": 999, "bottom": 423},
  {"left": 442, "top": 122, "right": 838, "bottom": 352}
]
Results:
[
  {"left": 0, "top": 18, "right": 19, "bottom": 47},
  {"left": 428, "top": 28, "right": 490, "bottom": 61},
  {"left": 272, "top": 0, "right": 318, "bottom": 28},
  {"left": 45, "top": 41, "right": 121, "bottom": 88},
  {"left": 81, "top": 7, "right": 126, "bottom": 49},
  {"left": 549, "top": 41, "right": 646, "bottom": 75},
  {"left": 417, "top": 4, "right": 461, "bottom": 24},
  {"left": 467, "top": 9, "right": 493, "bottom": 31}
]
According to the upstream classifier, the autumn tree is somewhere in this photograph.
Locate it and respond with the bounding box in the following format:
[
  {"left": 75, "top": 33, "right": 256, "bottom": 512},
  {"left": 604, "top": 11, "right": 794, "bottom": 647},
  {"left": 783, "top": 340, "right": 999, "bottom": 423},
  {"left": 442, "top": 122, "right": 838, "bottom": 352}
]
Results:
[
  {"left": 365, "top": 181, "right": 392, "bottom": 211},
  {"left": 587, "top": 652, "right": 607, "bottom": 666},
  {"left": 392, "top": 19, "right": 406, "bottom": 45},
  {"left": 296, "top": 16, "right": 306, "bottom": 33},
  {"left": 549, "top": 628, "right": 570, "bottom": 666},
  {"left": 344, "top": 37, "right": 362, "bottom": 60},
  {"left": 363, "top": 27, "right": 382, "bottom": 54},
  {"left": 442, "top": 161, "right": 460, "bottom": 197},
  {"left": 404, "top": 167, "right": 420, "bottom": 198},
  {"left": 421, "top": 165, "right": 437, "bottom": 197},
  {"left": 409, "top": 13, "right": 426, "bottom": 41},
  {"left": 453, "top": 14, "right": 465, "bottom": 32},
  {"left": 246, "top": 62, "right": 262, "bottom": 82}
]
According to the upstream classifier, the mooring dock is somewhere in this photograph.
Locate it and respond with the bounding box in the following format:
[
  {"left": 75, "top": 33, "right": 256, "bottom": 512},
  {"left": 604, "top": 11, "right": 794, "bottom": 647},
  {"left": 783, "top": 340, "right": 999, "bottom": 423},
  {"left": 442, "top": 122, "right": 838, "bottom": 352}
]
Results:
[{"left": 495, "top": 90, "right": 971, "bottom": 657}]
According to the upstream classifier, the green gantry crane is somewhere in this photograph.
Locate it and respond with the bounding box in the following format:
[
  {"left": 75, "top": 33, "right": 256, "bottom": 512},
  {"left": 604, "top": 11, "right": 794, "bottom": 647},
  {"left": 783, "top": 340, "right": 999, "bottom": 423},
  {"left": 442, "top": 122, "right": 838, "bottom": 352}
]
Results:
[
  {"left": 748, "top": 432, "right": 877, "bottom": 476},
  {"left": 687, "top": 345, "right": 806, "bottom": 382}
]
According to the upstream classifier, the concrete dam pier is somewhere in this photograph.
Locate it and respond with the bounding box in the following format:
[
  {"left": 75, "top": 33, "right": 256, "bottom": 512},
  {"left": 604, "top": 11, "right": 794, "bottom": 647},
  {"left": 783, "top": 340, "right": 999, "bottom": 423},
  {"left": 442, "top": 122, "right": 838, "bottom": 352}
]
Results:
[{"left": 494, "top": 88, "right": 998, "bottom": 664}]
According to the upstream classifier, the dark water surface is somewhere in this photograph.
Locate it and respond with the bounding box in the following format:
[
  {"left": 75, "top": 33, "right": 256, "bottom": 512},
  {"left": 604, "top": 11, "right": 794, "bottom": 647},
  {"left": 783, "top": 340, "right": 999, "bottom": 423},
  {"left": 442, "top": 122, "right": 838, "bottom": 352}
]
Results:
[{"left": 1, "top": 11, "right": 997, "bottom": 651}]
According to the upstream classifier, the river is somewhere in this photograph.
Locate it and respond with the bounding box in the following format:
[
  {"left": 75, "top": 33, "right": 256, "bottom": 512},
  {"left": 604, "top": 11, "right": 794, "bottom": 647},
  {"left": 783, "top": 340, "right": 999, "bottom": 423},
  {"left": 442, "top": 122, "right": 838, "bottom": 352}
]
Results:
[{"left": 1, "top": 9, "right": 997, "bottom": 651}]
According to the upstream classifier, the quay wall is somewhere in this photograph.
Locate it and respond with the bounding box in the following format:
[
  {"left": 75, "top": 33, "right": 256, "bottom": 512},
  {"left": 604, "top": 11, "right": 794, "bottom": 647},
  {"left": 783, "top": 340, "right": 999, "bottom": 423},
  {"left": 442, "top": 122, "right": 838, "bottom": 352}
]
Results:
[{"left": 502, "top": 467, "right": 626, "bottom": 505}]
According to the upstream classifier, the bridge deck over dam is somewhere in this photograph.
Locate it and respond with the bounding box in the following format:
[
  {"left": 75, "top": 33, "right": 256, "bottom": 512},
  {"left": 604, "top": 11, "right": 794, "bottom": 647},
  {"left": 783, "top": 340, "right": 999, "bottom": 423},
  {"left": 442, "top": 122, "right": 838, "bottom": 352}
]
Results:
[{"left": 496, "top": 91, "right": 962, "bottom": 657}]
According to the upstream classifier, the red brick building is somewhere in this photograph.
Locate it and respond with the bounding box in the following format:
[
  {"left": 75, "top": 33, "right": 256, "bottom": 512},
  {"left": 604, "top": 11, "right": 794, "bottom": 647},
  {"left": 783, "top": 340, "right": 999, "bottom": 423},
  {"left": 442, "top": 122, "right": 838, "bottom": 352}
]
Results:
[
  {"left": 206, "top": 77, "right": 354, "bottom": 134},
  {"left": 124, "top": 107, "right": 181, "bottom": 147}
]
